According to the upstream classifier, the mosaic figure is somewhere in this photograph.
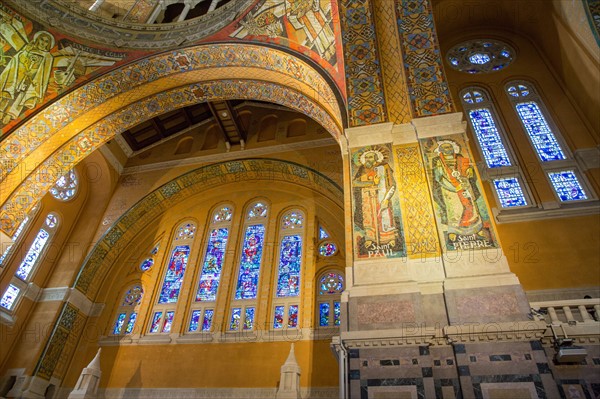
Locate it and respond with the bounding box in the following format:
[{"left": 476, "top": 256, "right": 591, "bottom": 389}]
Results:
[{"left": 352, "top": 145, "right": 404, "bottom": 258}]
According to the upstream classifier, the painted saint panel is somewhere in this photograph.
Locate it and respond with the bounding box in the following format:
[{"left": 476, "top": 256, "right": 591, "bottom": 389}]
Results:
[
  {"left": 420, "top": 135, "right": 498, "bottom": 250},
  {"left": 196, "top": 228, "right": 229, "bottom": 301},
  {"left": 351, "top": 144, "right": 405, "bottom": 258},
  {"left": 234, "top": 224, "right": 265, "bottom": 300},
  {"left": 158, "top": 245, "right": 190, "bottom": 303}
]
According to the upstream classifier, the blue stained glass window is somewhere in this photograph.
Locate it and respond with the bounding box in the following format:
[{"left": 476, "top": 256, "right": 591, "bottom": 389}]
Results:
[
  {"left": 175, "top": 223, "right": 196, "bottom": 240},
  {"left": 196, "top": 228, "right": 229, "bottom": 301},
  {"left": 150, "top": 312, "right": 162, "bottom": 333},
  {"left": 123, "top": 286, "right": 143, "bottom": 306},
  {"left": 334, "top": 302, "right": 341, "bottom": 326},
  {"left": 162, "top": 311, "right": 175, "bottom": 333},
  {"left": 288, "top": 305, "right": 298, "bottom": 328},
  {"left": 158, "top": 245, "right": 190, "bottom": 303},
  {"left": 493, "top": 178, "right": 528, "bottom": 207},
  {"left": 468, "top": 109, "right": 512, "bottom": 168},
  {"left": 248, "top": 202, "right": 268, "bottom": 219},
  {"left": 113, "top": 313, "right": 127, "bottom": 334},
  {"left": 1, "top": 285, "right": 20, "bottom": 310},
  {"left": 189, "top": 310, "right": 201, "bottom": 332},
  {"left": 213, "top": 206, "right": 233, "bottom": 223},
  {"left": 273, "top": 306, "right": 285, "bottom": 329},
  {"left": 515, "top": 102, "right": 566, "bottom": 162},
  {"left": 469, "top": 53, "right": 490, "bottom": 64},
  {"left": 2, "top": 214, "right": 31, "bottom": 264},
  {"left": 15, "top": 229, "right": 50, "bottom": 280},
  {"left": 548, "top": 171, "right": 588, "bottom": 202},
  {"left": 276, "top": 235, "right": 302, "bottom": 297},
  {"left": 319, "top": 226, "right": 329, "bottom": 239},
  {"left": 319, "top": 303, "right": 330, "bottom": 327},
  {"left": 244, "top": 307, "right": 255, "bottom": 330},
  {"left": 140, "top": 258, "right": 154, "bottom": 271},
  {"left": 151, "top": 243, "right": 160, "bottom": 255},
  {"left": 320, "top": 273, "right": 344, "bottom": 295},
  {"left": 125, "top": 313, "right": 137, "bottom": 334},
  {"left": 282, "top": 212, "right": 303, "bottom": 229},
  {"left": 319, "top": 242, "right": 337, "bottom": 257},
  {"left": 230, "top": 308, "right": 241, "bottom": 330},
  {"left": 234, "top": 225, "right": 265, "bottom": 300},
  {"left": 202, "top": 309, "right": 214, "bottom": 331}
]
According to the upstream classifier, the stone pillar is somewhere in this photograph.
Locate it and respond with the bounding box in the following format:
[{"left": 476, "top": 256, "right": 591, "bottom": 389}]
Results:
[
  {"left": 208, "top": 0, "right": 220, "bottom": 12},
  {"left": 146, "top": 0, "right": 165, "bottom": 24},
  {"left": 176, "top": 1, "right": 192, "bottom": 22},
  {"left": 275, "top": 344, "right": 301, "bottom": 399},
  {"left": 67, "top": 349, "right": 102, "bottom": 399}
]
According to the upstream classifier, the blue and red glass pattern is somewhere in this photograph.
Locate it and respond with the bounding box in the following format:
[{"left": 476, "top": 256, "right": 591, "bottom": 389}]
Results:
[
  {"left": 234, "top": 225, "right": 265, "bottom": 300},
  {"left": 125, "top": 313, "right": 137, "bottom": 334},
  {"left": 548, "top": 171, "right": 588, "bottom": 202},
  {"left": 493, "top": 178, "right": 528, "bottom": 207},
  {"left": 248, "top": 202, "right": 268, "bottom": 219},
  {"left": 113, "top": 313, "right": 126, "bottom": 334},
  {"left": 140, "top": 258, "right": 154, "bottom": 271},
  {"left": 230, "top": 308, "right": 242, "bottom": 330},
  {"left": 123, "top": 286, "right": 143, "bottom": 306},
  {"left": 318, "top": 242, "right": 337, "bottom": 257},
  {"left": 202, "top": 309, "right": 214, "bottom": 331},
  {"left": 175, "top": 223, "right": 196, "bottom": 240},
  {"left": 149, "top": 312, "right": 162, "bottom": 333},
  {"left": 276, "top": 235, "right": 302, "bottom": 297},
  {"left": 319, "top": 272, "right": 344, "bottom": 295},
  {"left": 515, "top": 102, "right": 566, "bottom": 162},
  {"left": 244, "top": 307, "right": 255, "bottom": 330},
  {"left": 287, "top": 305, "right": 298, "bottom": 328},
  {"left": 16, "top": 228, "right": 50, "bottom": 280},
  {"left": 158, "top": 245, "right": 190, "bottom": 303},
  {"left": 319, "top": 303, "right": 330, "bottom": 327},
  {"left": 468, "top": 109, "right": 512, "bottom": 168},
  {"left": 282, "top": 212, "right": 303, "bottom": 229},
  {"left": 162, "top": 311, "right": 175, "bottom": 333},
  {"left": 196, "top": 228, "right": 229, "bottom": 301},
  {"left": 189, "top": 310, "right": 201, "bottom": 332},
  {"left": 213, "top": 206, "right": 233, "bottom": 223},
  {"left": 273, "top": 306, "right": 285, "bottom": 329}
]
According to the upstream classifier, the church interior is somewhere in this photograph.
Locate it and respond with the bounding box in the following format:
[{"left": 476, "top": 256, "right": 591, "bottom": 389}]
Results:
[{"left": 0, "top": 0, "right": 598, "bottom": 398}]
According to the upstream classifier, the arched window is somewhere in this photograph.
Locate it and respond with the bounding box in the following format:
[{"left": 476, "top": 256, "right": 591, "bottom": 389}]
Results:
[
  {"left": 316, "top": 270, "right": 344, "bottom": 327},
  {"left": 505, "top": 81, "right": 593, "bottom": 203},
  {"left": 0, "top": 205, "right": 39, "bottom": 268},
  {"left": 229, "top": 201, "right": 268, "bottom": 331},
  {"left": 460, "top": 87, "right": 531, "bottom": 208},
  {"left": 149, "top": 220, "right": 196, "bottom": 333},
  {"left": 50, "top": 169, "right": 78, "bottom": 201},
  {"left": 188, "top": 205, "right": 234, "bottom": 333},
  {"left": 0, "top": 213, "right": 59, "bottom": 313},
  {"left": 272, "top": 210, "right": 304, "bottom": 330},
  {"left": 111, "top": 285, "right": 143, "bottom": 335}
]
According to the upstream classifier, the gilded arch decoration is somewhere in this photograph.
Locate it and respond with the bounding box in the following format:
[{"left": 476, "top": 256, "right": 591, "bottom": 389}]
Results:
[
  {"left": 0, "top": 43, "right": 345, "bottom": 235},
  {"left": 33, "top": 158, "right": 342, "bottom": 381}
]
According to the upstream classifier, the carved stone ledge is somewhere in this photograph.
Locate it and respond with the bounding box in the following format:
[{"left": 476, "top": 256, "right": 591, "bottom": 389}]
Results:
[{"left": 443, "top": 321, "right": 547, "bottom": 343}]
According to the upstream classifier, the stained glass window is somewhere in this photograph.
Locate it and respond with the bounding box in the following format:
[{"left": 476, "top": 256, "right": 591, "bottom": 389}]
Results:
[
  {"left": 319, "top": 303, "right": 330, "bottom": 327},
  {"left": 282, "top": 212, "right": 303, "bottom": 229},
  {"left": 125, "top": 313, "right": 137, "bottom": 334},
  {"left": 273, "top": 306, "right": 285, "bottom": 329},
  {"left": 0, "top": 284, "right": 20, "bottom": 310},
  {"left": 334, "top": 302, "right": 341, "bottom": 326},
  {"left": 151, "top": 243, "right": 160, "bottom": 255},
  {"left": 548, "top": 171, "right": 588, "bottom": 202},
  {"left": 319, "top": 272, "right": 344, "bottom": 295},
  {"left": 234, "top": 224, "right": 265, "bottom": 300},
  {"left": 113, "top": 313, "right": 127, "bottom": 334},
  {"left": 213, "top": 206, "right": 233, "bottom": 223},
  {"left": 276, "top": 235, "right": 302, "bottom": 297},
  {"left": 122, "top": 286, "right": 144, "bottom": 306},
  {"left": 0, "top": 245, "right": 13, "bottom": 266},
  {"left": 244, "top": 307, "right": 255, "bottom": 330},
  {"left": 50, "top": 169, "right": 78, "bottom": 201},
  {"left": 175, "top": 223, "right": 196, "bottom": 240},
  {"left": 202, "top": 309, "right": 214, "bottom": 331},
  {"left": 158, "top": 245, "right": 190, "bottom": 303},
  {"left": 45, "top": 214, "right": 58, "bottom": 228},
  {"left": 493, "top": 178, "right": 528, "bottom": 208},
  {"left": 162, "top": 311, "right": 175, "bottom": 333},
  {"left": 15, "top": 229, "right": 50, "bottom": 280},
  {"left": 467, "top": 109, "right": 512, "bottom": 168},
  {"left": 230, "top": 307, "right": 242, "bottom": 330},
  {"left": 149, "top": 312, "right": 162, "bottom": 333},
  {"left": 140, "top": 258, "right": 154, "bottom": 271},
  {"left": 446, "top": 39, "right": 515, "bottom": 73},
  {"left": 462, "top": 90, "right": 484, "bottom": 104},
  {"left": 1, "top": 214, "right": 31, "bottom": 265},
  {"left": 288, "top": 305, "right": 298, "bottom": 328},
  {"left": 319, "top": 226, "right": 329, "bottom": 239},
  {"left": 514, "top": 102, "right": 566, "bottom": 162},
  {"left": 196, "top": 228, "right": 229, "bottom": 301},
  {"left": 318, "top": 242, "right": 337, "bottom": 257},
  {"left": 248, "top": 202, "right": 268, "bottom": 219}
]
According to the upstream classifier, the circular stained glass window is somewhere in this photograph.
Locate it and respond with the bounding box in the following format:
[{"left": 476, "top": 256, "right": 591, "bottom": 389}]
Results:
[
  {"left": 446, "top": 39, "right": 515, "bottom": 74},
  {"left": 319, "top": 242, "right": 338, "bottom": 257},
  {"left": 140, "top": 258, "right": 154, "bottom": 271},
  {"left": 319, "top": 272, "right": 344, "bottom": 295},
  {"left": 50, "top": 170, "right": 78, "bottom": 201},
  {"left": 45, "top": 213, "right": 58, "bottom": 229}
]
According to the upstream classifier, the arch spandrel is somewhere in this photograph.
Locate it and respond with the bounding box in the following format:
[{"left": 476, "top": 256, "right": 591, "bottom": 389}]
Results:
[{"left": 0, "top": 44, "right": 345, "bottom": 236}]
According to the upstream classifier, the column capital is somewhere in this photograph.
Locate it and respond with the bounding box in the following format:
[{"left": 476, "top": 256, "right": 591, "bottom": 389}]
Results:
[
  {"left": 345, "top": 122, "right": 419, "bottom": 147},
  {"left": 412, "top": 112, "right": 466, "bottom": 139}
]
